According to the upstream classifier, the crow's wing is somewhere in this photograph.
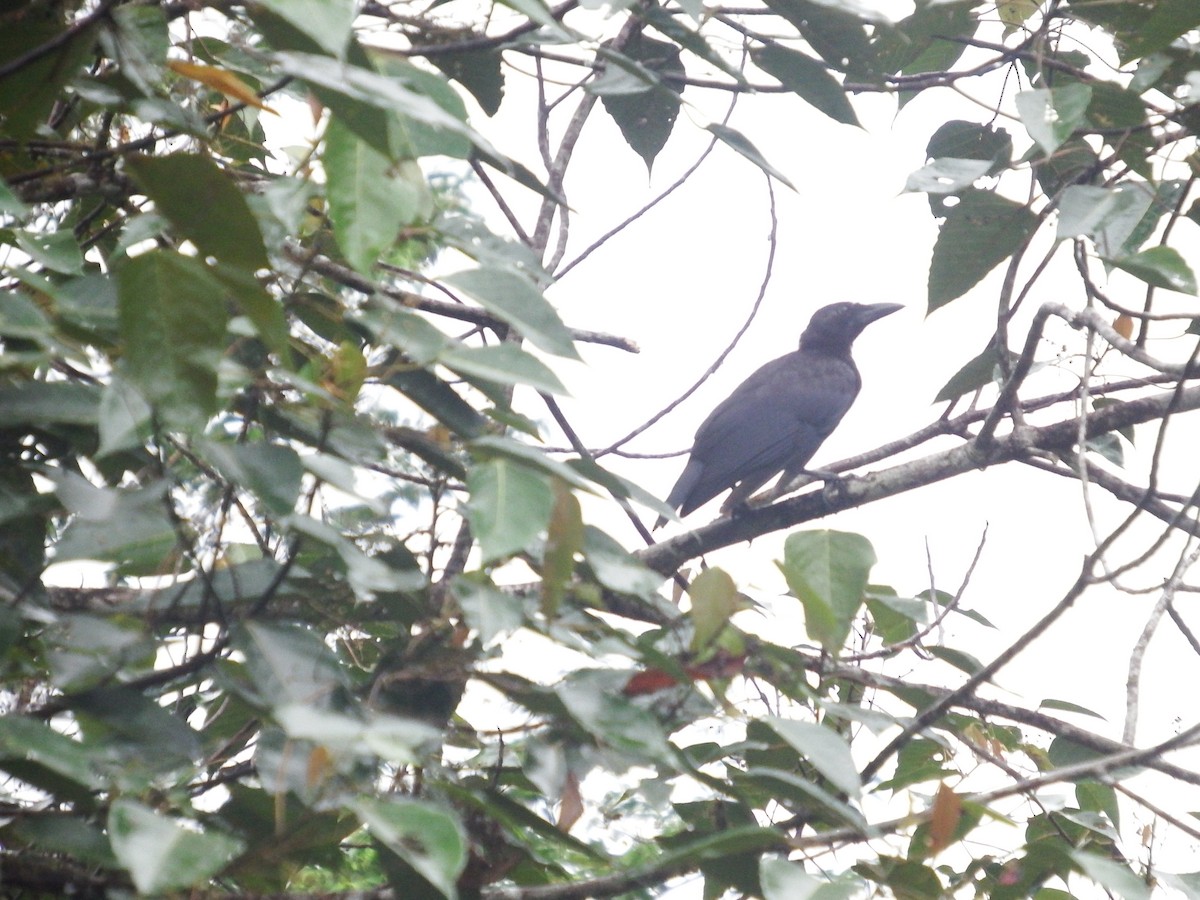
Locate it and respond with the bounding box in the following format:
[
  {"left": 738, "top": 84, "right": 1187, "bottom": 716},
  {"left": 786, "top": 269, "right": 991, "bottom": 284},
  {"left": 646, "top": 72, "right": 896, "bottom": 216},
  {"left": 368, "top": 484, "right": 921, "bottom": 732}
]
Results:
[{"left": 671, "top": 352, "right": 860, "bottom": 516}]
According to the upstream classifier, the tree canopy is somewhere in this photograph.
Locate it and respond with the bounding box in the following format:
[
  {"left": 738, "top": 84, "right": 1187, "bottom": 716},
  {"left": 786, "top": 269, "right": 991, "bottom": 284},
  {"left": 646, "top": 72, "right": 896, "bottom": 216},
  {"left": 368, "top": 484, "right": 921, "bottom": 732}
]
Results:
[{"left": 3, "top": 0, "right": 1200, "bottom": 896}]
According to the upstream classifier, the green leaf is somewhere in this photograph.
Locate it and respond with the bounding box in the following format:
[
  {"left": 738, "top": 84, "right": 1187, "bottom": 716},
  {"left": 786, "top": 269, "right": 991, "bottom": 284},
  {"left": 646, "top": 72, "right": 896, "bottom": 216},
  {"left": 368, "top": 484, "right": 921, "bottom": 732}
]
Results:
[
  {"left": 324, "top": 116, "right": 432, "bottom": 275},
  {"left": 0, "top": 715, "right": 98, "bottom": 790},
  {"left": 582, "top": 525, "right": 667, "bottom": 598},
  {"left": 70, "top": 686, "right": 201, "bottom": 770},
  {"left": 469, "top": 435, "right": 595, "bottom": 492},
  {"left": 440, "top": 343, "right": 567, "bottom": 394},
  {"left": 444, "top": 267, "right": 579, "bottom": 359},
  {"left": 1057, "top": 183, "right": 1155, "bottom": 254},
  {"left": 454, "top": 576, "right": 526, "bottom": 646},
  {"left": 1076, "top": 780, "right": 1121, "bottom": 830},
  {"left": 14, "top": 228, "right": 84, "bottom": 274},
  {"left": 52, "top": 478, "right": 177, "bottom": 573},
  {"left": 928, "top": 646, "right": 983, "bottom": 675},
  {"left": 427, "top": 47, "right": 505, "bottom": 117},
  {"left": 737, "top": 766, "right": 866, "bottom": 829},
  {"left": 1086, "top": 81, "right": 1149, "bottom": 131},
  {"left": 760, "top": 0, "right": 877, "bottom": 78},
  {"left": 928, "top": 189, "right": 1039, "bottom": 311},
  {"left": 1047, "top": 735, "right": 1105, "bottom": 768},
  {"left": 557, "top": 669, "right": 675, "bottom": 764},
  {"left": 465, "top": 457, "right": 554, "bottom": 562},
  {"left": 10, "top": 817, "right": 115, "bottom": 867},
  {"left": 761, "top": 859, "right": 862, "bottom": 900},
  {"left": 274, "top": 705, "right": 438, "bottom": 761},
  {"left": 643, "top": 7, "right": 746, "bottom": 83},
  {"left": 108, "top": 800, "right": 243, "bottom": 894},
  {"left": 0, "top": 9, "right": 97, "bottom": 141},
  {"left": 372, "top": 55, "right": 474, "bottom": 160},
  {"left": 1104, "top": 246, "right": 1197, "bottom": 294},
  {"left": 233, "top": 621, "right": 349, "bottom": 710},
  {"left": 598, "top": 33, "right": 684, "bottom": 173},
  {"left": 904, "top": 158, "right": 992, "bottom": 194},
  {"left": 542, "top": 481, "right": 583, "bottom": 617},
  {"left": 1033, "top": 137, "right": 1100, "bottom": 196},
  {"left": 256, "top": 0, "right": 356, "bottom": 57},
  {"left": 750, "top": 44, "right": 859, "bottom": 127},
  {"left": 1039, "top": 698, "right": 1105, "bottom": 718},
  {"left": 765, "top": 718, "right": 861, "bottom": 798},
  {"left": 214, "top": 265, "right": 291, "bottom": 360},
  {"left": 0, "top": 179, "right": 29, "bottom": 218},
  {"left": 865, "top": 592, "right": 924, "bottom": 643},
  {"left": 688, "top": 567, "right": 739, "bottom": 651},
  {"left": 383, "top": 366, "right": 487, "bottom": 438},
  {"left": 925, "top": 120, "right": 1012, "bottom": 178},
  {"left": 116, "top": 250, "right": 229, "bottom": 429},
  {"left": 200, "top": 440, "right": 303, "bottom": 517},
  {"left": 707, "top": 124, "right": 797, "bottom": 190},
  {"left": 286, "top": 515, "right": 427, "bottom": 597},
  {"left": 97, "top": 376, "right": 152, "bottom": 457},
  {"left": 0, "top": 381, "right": 100, "bottom": 426},
  {"left": 274, "top": 52, "right": 490, "bottom": 153},
  {"left": 1071, "top": 851, "right": 1153, "bottom": 900},
  {"left": 778, "top": 530, "right": 875, "bottom": 653},
  {"left": 352, "top": 798, "right": 467, "bottom": 899},
  {"left": 126, "top": 154, "right": 268, "bottom": 272},
  {"left": 1015, "top": 84, "right": 1093, "bottom": 156},
  {"left": 933, "top": 336, "right": 1017, "bottom": 403},
  {"left": 1119, "top": 0, "right": 1200, "bottom": 60},
  {"left": 44, "top": 613, "right": 157, "bottom": 692},
  {"left": 1086, "top": 431, "right": 1124, "bottom": 466}
]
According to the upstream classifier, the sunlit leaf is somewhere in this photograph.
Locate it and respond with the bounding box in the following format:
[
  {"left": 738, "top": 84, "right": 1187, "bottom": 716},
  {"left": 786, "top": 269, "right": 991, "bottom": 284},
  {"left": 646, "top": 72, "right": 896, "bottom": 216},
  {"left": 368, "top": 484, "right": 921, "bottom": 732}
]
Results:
[
  {"left": 353, "top": 798, "right": 466, "bottom": 899},
  {"left": 778, "top": 530, "right": 875, "bottom": 653},
  {"left": 454, "top": 575, "right": 526, "bottom": 646},
  {"left": 1072, "top": 850, "right": 1153, "bottom": 900},
  {"left": 108, "top": 800, "right": 243, "bottom": 894},
  {"left": 324, "top": 117, "right": 432, "bottom": 275},
  {"left": 688, "top": 567, "right": 740, "bottom": 651},
  {"left": 1015, "top": 84, "right": 1092, "bottom": 155},
  {"left": 444, "top": 267, "right": 579, "bottom": 359},
  {"left": 440, "top": 343, "right": 567, "bottom": 394},
  {"left": 765, "top": 718, "right": 861, "bottom": 798},
  {"left": 465, "top": 457, "right": 554, "bottom": 562},
  {"left": 1104, "top": 246, "right": 1197, "bottom": 294}
]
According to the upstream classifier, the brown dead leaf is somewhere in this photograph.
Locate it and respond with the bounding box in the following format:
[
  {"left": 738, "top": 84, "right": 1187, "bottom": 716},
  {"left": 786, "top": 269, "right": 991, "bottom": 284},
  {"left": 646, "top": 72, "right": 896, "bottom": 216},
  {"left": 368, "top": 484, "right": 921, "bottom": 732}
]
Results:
[{"left": 556, "top": 770, "right": 583, "bottom": 833}]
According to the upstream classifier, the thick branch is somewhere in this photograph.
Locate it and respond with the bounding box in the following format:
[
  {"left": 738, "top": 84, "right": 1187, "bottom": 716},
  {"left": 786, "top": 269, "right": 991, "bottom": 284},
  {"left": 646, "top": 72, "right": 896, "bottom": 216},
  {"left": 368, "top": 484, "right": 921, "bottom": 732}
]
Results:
[{"left": 640, "top": 382, "right": 1200, "bottom": 574}]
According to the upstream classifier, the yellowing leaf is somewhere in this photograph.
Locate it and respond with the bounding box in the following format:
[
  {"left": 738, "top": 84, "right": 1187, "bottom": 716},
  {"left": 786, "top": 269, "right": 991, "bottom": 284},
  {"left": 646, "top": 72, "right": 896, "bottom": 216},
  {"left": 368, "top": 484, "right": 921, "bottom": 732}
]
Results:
[
  {"left": 1114, "top": 314, "right": 1134, "bottom": 340},
  {"left": 167, "top": 59, "right": 278, "bottom": 114},
  {"left": 929, "top": 782, "right": 963, "bottom": 855},
  {"left": 307, "top": 745, "right": 333, "bottom": 789}
]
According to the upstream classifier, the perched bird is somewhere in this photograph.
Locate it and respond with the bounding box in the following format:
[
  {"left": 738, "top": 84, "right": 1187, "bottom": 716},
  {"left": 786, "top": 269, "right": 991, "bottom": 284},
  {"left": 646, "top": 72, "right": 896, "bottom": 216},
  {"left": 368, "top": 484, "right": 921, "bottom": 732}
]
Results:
[{"left": 657, "top": 302, "right": 902, "bottom": 525}]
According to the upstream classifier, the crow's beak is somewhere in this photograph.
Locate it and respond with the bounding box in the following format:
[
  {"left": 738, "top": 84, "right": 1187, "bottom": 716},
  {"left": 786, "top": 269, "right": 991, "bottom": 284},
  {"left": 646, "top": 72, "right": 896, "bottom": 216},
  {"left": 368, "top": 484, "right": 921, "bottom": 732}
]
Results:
[{"left": 857, "top": 303, "right": 904, "bottom": 327}]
